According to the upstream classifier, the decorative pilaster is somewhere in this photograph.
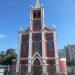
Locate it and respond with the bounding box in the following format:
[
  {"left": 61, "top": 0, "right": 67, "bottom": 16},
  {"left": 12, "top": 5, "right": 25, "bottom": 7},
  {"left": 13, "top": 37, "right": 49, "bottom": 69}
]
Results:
[
  {"left": 41, "top": 4, "right": 46, "bottom": 73},
  {"left": 42, "top": 31, "right": 46, "bottom": 73},
  {"left": 28, "top": 32, "right": 32, "bottom": 73},
  {"left": 28, "top": 7, "right": 33, "bottom": 73},
  {"left": 41, "top": 7, "right": 45, "bottom": 28},
  {"left": 16, "top": 26, "right": 23, "bottom": 74},
  {"left": 52, "top": 25, "right": 60, "bottom": 73}
]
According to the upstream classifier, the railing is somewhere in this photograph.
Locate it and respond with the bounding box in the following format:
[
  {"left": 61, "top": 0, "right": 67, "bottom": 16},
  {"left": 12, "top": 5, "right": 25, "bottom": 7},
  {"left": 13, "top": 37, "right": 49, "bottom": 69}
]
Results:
[
  {"left": 11, "top": 65, "right": 67, "bottom": 75},
  {"left": 0, "top": 65, "right": 9, "bottom": 75},
  {"left": 0, "top": 65, "right": 75, "bottom": 75}
]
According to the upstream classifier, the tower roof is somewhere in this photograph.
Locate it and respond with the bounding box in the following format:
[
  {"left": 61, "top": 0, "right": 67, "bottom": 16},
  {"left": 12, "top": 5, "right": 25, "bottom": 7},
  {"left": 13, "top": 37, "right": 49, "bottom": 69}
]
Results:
[{"left": 35, "top": 0, "right": 41, "bottom": 8}]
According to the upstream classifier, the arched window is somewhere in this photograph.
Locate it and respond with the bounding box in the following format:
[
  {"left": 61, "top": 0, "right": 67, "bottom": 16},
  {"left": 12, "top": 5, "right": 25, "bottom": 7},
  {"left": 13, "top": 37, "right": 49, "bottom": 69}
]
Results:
[
  {"left": 47, "top": 39, "right": 53, "bottom": 51},
  {"left": 21, "top": 41, "right": 27, "bottom": 51},
  {"left": 33, "top": 10, "right": 41, "bottom": 18},
  {"left": 33, "top": 12, "right": 37, "bottom": 18},
  {"left": 34, "top": 41, "right": 41, "bottom": 52}
]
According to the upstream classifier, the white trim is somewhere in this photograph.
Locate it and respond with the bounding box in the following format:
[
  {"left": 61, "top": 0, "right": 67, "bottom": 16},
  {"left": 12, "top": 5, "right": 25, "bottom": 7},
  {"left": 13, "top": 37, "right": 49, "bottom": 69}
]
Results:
[
  {"left": 28, "top": 32, "right": 32, "bottom": 58},
  {"left": 28, "top": 27, "right": 32, "bottom": 73},
  {"left": 28, "top": 33, "right": 32, "bottom": 73},
  {"left": 30, "top": 7, "right": 32, "bottom": 30},
  {"left": 16, "top": 29, "right": 22, "bottom": 72},
  {"left": 42, "top": 31, "right": 46, "bottom": 59},
  {"left": 28, "top": 7, "right": 33, "bottom": 72},
  {"left": 26, "top": 63, "right": 49, "bottom": 66},
  {"left": 53, "top": 28, "right": 60, "bottom": 73},
  {"left": 20, "top": 57, "right": 59, "bottom": 60},
  {"left": 42, "top": 29, "right": 46, "bottom": 73},
  {"left": 22, "top": 30, "right": 54, "bottom": 35},
  {"left": 60, "top": 58, "right": 66, "bottom": 61},
  {"left": 43, "top": 8, "right": 44, "bottom": 27},
  {"left": 32, "top": 52, "right": 41, "bottom": 58},
  {"left": 35, "top": 0, "right": 40, "bottom": 8},
  {"left": 32, "top": 56, "right": 42, "bottom": 65},
  {"left": 41, "top": 7, "right": 45, "bottom": 29}
]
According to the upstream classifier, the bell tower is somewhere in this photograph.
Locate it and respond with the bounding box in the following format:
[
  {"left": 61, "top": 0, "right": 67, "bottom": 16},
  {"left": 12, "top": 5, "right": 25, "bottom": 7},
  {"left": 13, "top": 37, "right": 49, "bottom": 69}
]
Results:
[
  {"left": 30, "top": 0, "right": 44, "bottom": 31},
  {"left": 28, "top": 0, "right": 46, "bottom": 74}
]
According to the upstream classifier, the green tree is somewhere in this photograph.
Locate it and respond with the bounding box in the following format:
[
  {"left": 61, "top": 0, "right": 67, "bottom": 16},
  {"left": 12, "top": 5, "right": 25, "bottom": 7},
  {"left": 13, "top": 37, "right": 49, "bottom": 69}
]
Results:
[
  {"left": 0, "top": 51, "right": 5, "bottom": 64},
  {"left": 66, "top": 60, "right": 71, "bottom": 66},
  {"left": 2, "top": 48, "right": 17, "bottom": 65}
]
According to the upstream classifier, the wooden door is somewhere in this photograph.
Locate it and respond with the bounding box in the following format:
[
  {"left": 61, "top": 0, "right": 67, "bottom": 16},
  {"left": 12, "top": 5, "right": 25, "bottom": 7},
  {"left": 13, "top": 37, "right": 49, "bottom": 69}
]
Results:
[{"left": 32, "top": 59, "right": 42, "bottom": 75}]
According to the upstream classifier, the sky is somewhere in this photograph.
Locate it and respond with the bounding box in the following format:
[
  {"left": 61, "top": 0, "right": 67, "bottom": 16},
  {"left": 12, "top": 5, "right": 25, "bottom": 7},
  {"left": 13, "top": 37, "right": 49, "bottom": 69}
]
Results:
[{"left": 0, "top": 0, "right": 75, "bottom": 52}]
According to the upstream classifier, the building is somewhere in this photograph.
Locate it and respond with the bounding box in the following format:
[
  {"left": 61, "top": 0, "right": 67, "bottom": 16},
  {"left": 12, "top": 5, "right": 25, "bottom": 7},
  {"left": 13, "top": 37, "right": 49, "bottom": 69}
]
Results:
[
  {"left": 65, "top": 44, "right": 75, "bottom": 65},
  {"left": 65, "top": 44, "right": 75, "bottom": 74},
  {"left": 59, "top": 49, "right": 66, "bottom": 58},
  {"left": 12, "top": 0, "right": 67, "bottom": 75}
]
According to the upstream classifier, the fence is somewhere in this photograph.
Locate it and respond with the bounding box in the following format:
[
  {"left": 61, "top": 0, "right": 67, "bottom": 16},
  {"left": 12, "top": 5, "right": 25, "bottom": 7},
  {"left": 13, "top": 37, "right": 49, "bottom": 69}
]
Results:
[
  {"left": 12, "top": 65, "right": 67, "bottom": 75},
  {"left": 0, "top": 65, "right": 9, "bottom": 75},
  {"left": 0, "top": 65, "right": 75, "bottom": 75}
]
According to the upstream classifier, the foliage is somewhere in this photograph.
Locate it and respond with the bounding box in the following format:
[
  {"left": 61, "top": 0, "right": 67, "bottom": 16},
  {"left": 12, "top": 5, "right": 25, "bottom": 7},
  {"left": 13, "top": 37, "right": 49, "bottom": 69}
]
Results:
[
  {"left": 66, "top": 59, "right": 75, "bottom": 67},
  {"left": 66, "top": 60, "right": 71, "bottom": 66},
  {"left": 0, "top": 51, "right": 5, "bottom": 64},
  {"left": 0, "top": 48, "right": 17, "bottom": 65}
]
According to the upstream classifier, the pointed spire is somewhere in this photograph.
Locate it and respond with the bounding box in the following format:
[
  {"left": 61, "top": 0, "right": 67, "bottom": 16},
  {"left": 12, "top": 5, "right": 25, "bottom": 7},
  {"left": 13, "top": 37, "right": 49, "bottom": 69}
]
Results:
[
  {"left": 30, "top": 5, "right": 33, "bottom": 8},
  {"left": 19, "top": 25, "right": 23, "bottom": 32},
  {"left": 52, "top": 24, "right": 56, "bottom": 29},
  {"left": 52, "top": 24, "right": 57, "bottom": 31},
  {"left": 35, "top": 0, "right": 41, "bottom": 8}
]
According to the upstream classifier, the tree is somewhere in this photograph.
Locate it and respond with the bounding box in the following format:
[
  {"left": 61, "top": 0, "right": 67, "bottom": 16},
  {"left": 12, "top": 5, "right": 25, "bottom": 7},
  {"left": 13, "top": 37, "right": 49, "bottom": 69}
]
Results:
[
  {"left": 66, "top": 60, "right": 71, "bottom": 66},
  {"left": 0, "top": 51, "right": 5, "bottom": 64},
  {"left": 1, "top": 48, "right": 17, "bottom": 65}
]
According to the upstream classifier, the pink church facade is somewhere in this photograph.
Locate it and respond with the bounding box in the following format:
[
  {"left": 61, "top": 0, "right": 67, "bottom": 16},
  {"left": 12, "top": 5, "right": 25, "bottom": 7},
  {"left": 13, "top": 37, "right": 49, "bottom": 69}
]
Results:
[{"left": 12, "top": 0, "right": 67, "bottom": 75}]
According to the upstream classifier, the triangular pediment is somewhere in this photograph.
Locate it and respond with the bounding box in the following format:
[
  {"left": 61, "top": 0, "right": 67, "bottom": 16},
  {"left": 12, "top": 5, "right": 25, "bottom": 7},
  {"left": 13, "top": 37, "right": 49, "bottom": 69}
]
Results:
[{"left": 32, "top": 52, "right": 41, "bottom": 58}]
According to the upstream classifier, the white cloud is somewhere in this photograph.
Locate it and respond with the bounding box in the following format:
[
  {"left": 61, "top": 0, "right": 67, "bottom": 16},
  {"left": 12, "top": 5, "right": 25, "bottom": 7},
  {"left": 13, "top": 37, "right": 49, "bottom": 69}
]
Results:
[{"left": 0, "top": 34, "right": 7, "bottom": 39}]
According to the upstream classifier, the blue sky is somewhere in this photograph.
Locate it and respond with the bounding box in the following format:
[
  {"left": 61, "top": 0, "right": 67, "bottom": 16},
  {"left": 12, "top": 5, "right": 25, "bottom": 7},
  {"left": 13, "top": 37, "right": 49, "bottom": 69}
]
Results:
[{"left": 0, "top": 0, "right": 75, "bottom": 52}]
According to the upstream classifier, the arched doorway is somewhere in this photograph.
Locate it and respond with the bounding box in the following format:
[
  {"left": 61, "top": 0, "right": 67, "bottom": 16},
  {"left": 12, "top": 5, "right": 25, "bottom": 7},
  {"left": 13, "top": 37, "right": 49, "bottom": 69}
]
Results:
[{"left": 32, "top": 59, "right": 42, "bottom": 75}]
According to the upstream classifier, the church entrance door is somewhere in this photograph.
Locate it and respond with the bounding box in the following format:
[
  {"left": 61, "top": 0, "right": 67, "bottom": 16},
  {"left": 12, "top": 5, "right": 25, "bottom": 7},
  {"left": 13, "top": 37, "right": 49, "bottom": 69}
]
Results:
[{"left": 32, "top": 59, "right": 42, "bottom": 75}]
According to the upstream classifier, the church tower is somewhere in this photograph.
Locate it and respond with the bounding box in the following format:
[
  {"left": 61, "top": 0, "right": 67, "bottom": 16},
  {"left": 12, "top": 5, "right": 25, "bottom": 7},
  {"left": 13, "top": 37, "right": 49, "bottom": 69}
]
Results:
[{"left": 15, "top": 0, "right": 61, "bottom": 75}]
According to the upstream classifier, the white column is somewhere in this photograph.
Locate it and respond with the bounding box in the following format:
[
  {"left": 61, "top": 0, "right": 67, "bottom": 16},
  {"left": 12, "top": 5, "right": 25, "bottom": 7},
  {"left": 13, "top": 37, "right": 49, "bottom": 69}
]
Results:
[
  {"left": 41, "top": 6, "right": 45, "bottom": 57},
  {"left": 42, "top": 31, "right": 45, "bottom": 57},
  {"left": 41, "top": 7, "right": 46, "bottom": 73},
  {"left": 28, "top": 7, "right": 32, "bottom": 73},
  {"left": 16, "top": 30, "right": 22, "bottom": 73},
  {"left": 28, "top": 32, "right": 32, "bottom": 73},
  {"left": 42, "top": 7, "right": 45, "bottom": 28},
  {"left": 41, "top": 7, "right": 45, "bottom": 29},
  {"left": 53, "top": 28, "right": 60, "bottom": 73},
  {"left": 42, "top": 31, "right": 46, "bottom": 73}
]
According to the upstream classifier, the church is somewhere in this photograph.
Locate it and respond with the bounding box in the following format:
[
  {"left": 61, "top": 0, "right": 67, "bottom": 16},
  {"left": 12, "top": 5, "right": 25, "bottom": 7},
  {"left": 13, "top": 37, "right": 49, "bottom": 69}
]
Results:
[{"left": 12, "top": 0, "right": 67, "bottom": 75}]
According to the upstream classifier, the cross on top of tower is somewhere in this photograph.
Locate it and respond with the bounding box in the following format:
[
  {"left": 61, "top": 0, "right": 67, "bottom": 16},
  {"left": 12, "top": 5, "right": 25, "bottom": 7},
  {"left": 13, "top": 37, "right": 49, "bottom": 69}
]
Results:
[{"left": 35, "top": 0, "right": 41, "bottom": 8}]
